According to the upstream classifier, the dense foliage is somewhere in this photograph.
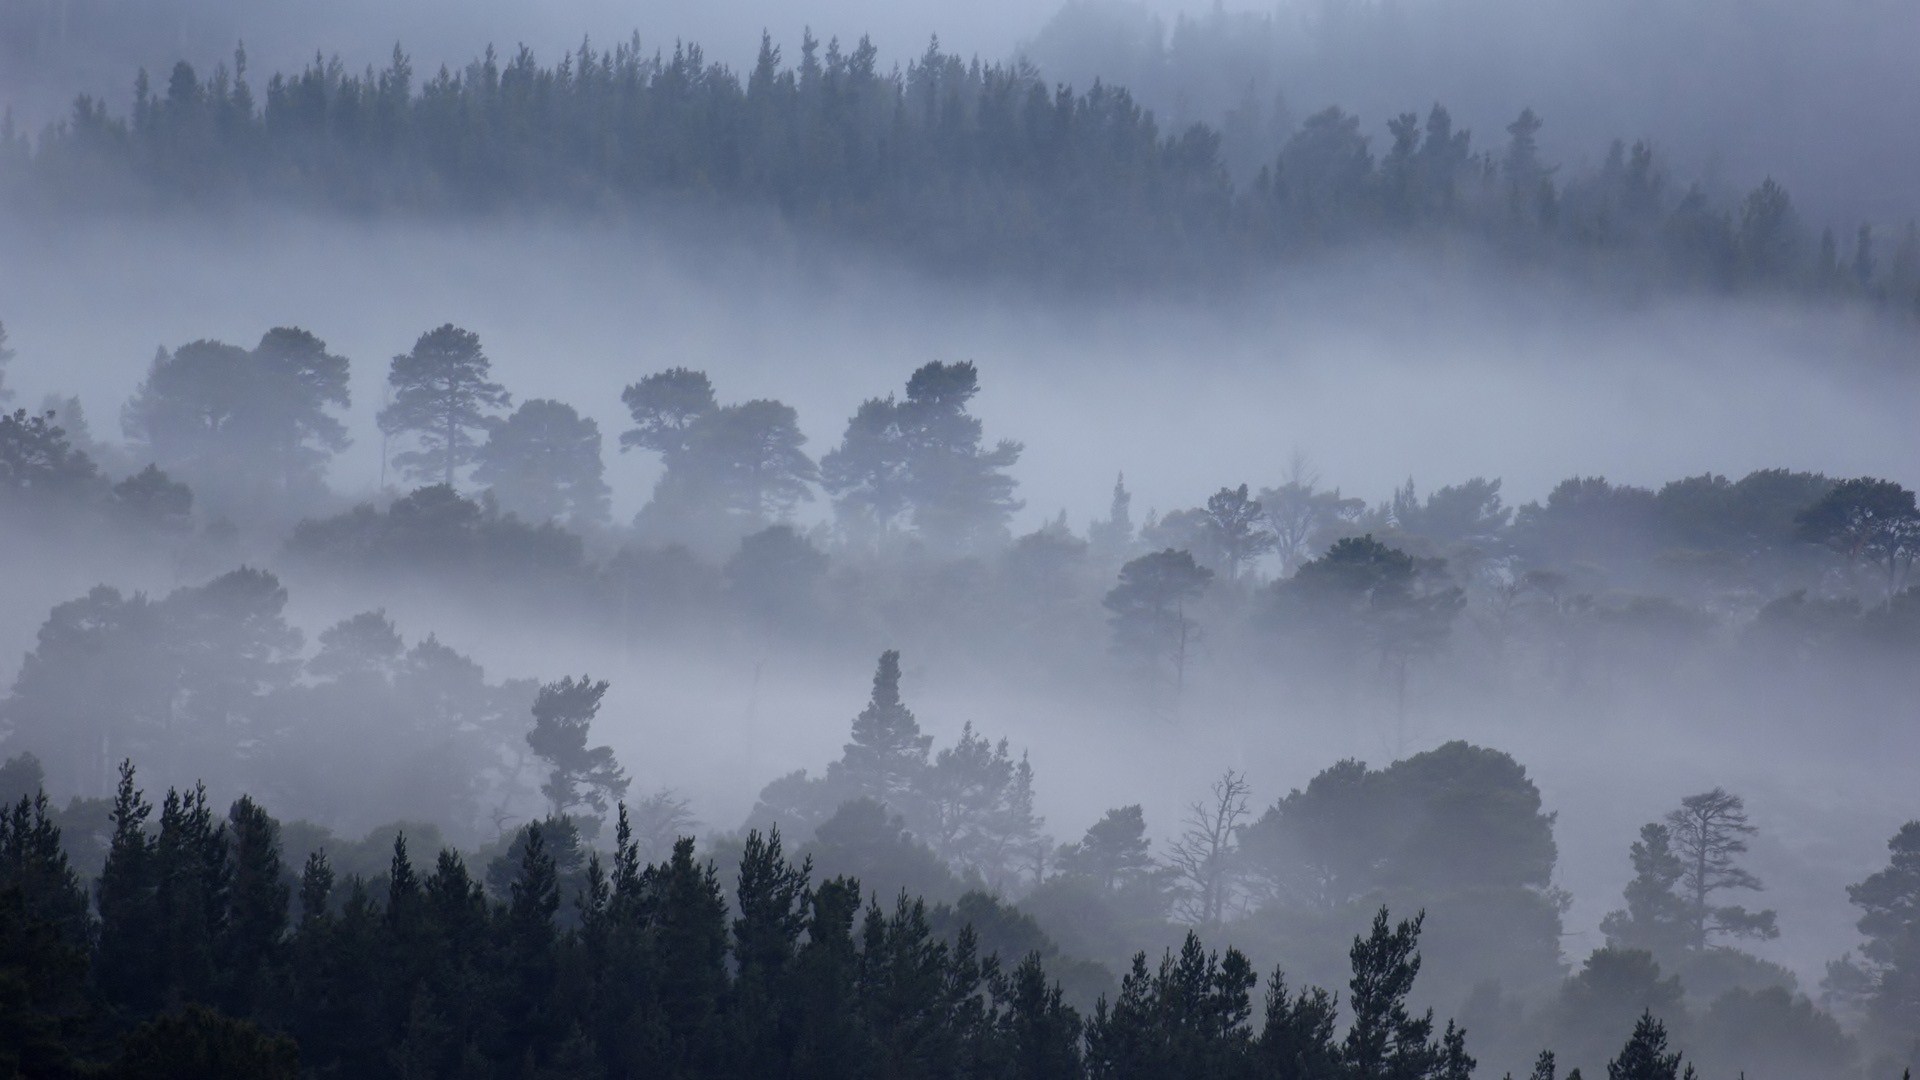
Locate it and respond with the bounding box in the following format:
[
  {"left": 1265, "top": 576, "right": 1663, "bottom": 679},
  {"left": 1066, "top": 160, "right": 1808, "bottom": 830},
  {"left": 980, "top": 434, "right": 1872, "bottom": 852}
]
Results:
[{"left": 5, "top": 31, "right": 1920, "bottom": 303}]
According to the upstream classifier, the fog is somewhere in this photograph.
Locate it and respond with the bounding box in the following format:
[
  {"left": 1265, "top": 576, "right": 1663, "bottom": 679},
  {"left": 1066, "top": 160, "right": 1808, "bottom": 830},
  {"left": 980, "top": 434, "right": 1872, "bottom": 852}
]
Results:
[
  {"left": 3, "top": 212, "right": 1913, "bottom": 528},
  {"left": 4, "top": 210, "right": 1915, "bottom": 980},
  {"left": 2, "top": 3, "right": 1918, "bottom": 1076}
]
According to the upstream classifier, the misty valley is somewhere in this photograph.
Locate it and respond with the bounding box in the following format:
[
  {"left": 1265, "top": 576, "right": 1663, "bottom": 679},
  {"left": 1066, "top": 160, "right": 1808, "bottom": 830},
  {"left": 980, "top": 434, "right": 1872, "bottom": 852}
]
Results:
[{"left": 1, "top": 4, "right": 1918, "bottom": 1080}]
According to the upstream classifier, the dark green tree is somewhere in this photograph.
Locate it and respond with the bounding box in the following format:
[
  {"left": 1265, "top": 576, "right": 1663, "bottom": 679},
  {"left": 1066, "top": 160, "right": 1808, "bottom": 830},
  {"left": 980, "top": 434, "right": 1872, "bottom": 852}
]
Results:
[
  {"left": 0, "top": 407, "right": 99, "bottom": 502},
  {"left": 1343, "top": 908, "right": 1443, "bottom": 1080},
  {"left": 1604, "top": 1011, "right": 1691, "bottom": 1080}
]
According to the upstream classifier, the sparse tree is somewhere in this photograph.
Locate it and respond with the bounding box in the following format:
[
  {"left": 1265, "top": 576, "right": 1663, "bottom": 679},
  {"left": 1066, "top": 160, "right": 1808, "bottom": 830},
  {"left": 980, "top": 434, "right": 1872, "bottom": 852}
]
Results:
[
  {"left": 1168, "top": 770, "right": 1250, "bottom": 928},
  {"left": 0, "top": 408, "right": 98, "bottom": 501},
  {"left": 1663, "top": 789, "right": 1778, "bottom": 952},
  {"left": 378, "top": 324, "right": 510, "bottom": 487}
]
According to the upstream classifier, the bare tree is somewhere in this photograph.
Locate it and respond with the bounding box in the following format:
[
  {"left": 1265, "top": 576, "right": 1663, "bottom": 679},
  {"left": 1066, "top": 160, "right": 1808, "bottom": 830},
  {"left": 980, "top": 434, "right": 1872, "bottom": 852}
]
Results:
[
  {"left": 1169, "top": 769, "right": 1252, "bottom": 928},
  {"left": 1664, "top": 788, "right": 1779, "bottom": 951}
]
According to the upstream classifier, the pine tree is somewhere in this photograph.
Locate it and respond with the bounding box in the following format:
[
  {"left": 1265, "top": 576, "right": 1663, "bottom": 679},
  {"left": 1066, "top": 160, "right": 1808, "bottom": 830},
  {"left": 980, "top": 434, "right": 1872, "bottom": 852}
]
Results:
[
  {"left": 1663, "top": 789, "right": 1777, "bottom": 951},
  {"left": 1600, "top": 823, "right": 1691, "bottom": 960},
  {"left": 832, "top": 650, "right": 932, "bottom": 808},
  {"left": 378, "top": 324, "right": 510, "bottom": 486},
  {"left": 1606, "top": 1011, "right": 1691, "bottom": 1080},
  {"left": 1344, "top": 908, "right": 1444, "bottom": 1080},
  {"left": 220, "top": 795, "right": 289, "bottom": 1017},
  {"left": 526, "top": 675, "right": 630, "bottom": 820},
  {"left": 96, "top": 761, "right": 164, "bottom": 1018}
]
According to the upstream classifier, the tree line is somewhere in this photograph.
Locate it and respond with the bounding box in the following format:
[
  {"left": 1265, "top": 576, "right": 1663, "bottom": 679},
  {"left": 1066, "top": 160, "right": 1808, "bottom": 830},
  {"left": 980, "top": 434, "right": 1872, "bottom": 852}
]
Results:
[
  {"left": 5, "top": 30, "right": 1920, "bottom": 305},
  {"left": 11, "top": 750, "right": 1913, "bottom": 1078}
]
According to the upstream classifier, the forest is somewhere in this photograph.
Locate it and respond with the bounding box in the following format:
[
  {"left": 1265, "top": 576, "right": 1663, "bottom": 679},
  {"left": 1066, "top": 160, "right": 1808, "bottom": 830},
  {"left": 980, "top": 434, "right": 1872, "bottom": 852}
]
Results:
[
  {"left": 3, "top": 2, "right": 1920, "bottom": 1078},
  {"left": 1, "top": 25, "right": 1919, "bottom": 302},
  {"left": 0, "top": 311, "right": 1916, "bottom": 1076}
]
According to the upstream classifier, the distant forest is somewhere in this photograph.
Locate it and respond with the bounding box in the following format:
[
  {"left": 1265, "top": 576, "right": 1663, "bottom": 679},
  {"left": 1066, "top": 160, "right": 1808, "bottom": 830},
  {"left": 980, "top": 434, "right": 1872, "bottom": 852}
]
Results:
[{"left": 2, "top": 31, "right": 1919, "bottom": 301}]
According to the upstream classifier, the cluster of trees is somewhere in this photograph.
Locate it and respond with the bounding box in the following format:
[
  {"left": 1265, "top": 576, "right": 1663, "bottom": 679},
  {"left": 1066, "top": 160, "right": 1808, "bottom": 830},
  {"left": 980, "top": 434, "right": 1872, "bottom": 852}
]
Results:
[
  {"left": 7, "top": 752, "right": 1852, "bottom": 1079},
  {"left": 5, "top": 317, "right": 1918, "bottom": 736},
  {"left": 0, "top": 569, "right": 1915, "bottom": 1073},
  {"left": 7, "top": 30, "right": 1920, "bottom": 304}
]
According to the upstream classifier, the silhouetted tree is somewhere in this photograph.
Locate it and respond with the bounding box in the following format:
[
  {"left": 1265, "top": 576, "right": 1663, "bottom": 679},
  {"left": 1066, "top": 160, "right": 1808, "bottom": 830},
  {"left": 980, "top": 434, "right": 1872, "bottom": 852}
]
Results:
[
  {"left": 474, "top": 398, "right": 611, "bottom": 528},
  {"left": 1104, "top": 549, "right": 1212, "bottom": 694},
  {"left": 378, "top": 324, "right": 510, "bottom": 487},
  {"left": 1604, "top": 1011, "right": 1691, "bottom": 1080},
  {"left": 1601, "top": 824, "right": 1692, "bottom": 961},
  {"left": 1662, "top": 789, "right": 1777, "bottom": 952},
  {"left": 525, "top": 676, "right": 629, "bottom": 820}
]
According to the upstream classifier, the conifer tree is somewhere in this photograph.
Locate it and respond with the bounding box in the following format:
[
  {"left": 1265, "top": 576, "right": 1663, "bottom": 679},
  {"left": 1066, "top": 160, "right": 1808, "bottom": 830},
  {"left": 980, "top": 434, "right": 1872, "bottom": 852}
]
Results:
[
  {"left": 832, "top": 650, "right": 932, "bottom": 808},
  {"left": 526, "top": 675, "right": 630, "bottom": 820},
  {"left": 378, "top": 324, "right": 510, "bottom": 487}
]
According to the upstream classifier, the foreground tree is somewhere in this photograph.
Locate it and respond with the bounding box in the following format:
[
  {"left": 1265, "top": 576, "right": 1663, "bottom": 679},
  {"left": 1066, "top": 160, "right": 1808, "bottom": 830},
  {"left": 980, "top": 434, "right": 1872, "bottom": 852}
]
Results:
[
  {"left": 1606, "top": 1011, "right": 1692, "bottom": 1080},
  {"left": 378, "top": 324, "right": 510, "bottom": 486}
]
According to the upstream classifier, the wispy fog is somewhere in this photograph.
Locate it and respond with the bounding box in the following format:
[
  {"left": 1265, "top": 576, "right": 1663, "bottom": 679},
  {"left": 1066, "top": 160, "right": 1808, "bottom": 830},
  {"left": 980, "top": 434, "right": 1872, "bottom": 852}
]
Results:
[{"left": 4, "top": 212, "right": 1913, "bottom": 527}]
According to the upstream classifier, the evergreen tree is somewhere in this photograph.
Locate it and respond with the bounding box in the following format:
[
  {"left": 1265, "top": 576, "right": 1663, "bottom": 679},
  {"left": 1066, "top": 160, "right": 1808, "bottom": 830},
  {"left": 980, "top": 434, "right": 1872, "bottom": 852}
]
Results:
[
  {"left": 1830, "top": 821, "right": 1920, "bottom": 1053},
  {"left": 1104, "top": 549, "right": 1213, "bottom": 695},
  {"left": 1605, "top": 1012, "right": 1691, "bottom": 1080},
  {"left": 525, "top": 675, "right": 630, "bottom": 820},
  {"left": 1344, "top": 908, "right": 1445, "bottom": 1080},
  {"left": 378, "top": 324, "right": 511, "bottom": 487},
  {"left": 1600, "top": 824, "right": 1691, "bottom": 960},
  {"left": 1662, "top": 789, "right": 1777, "bottom": 952},
  {"left": 219, "top": 796, "right": 288, "bottom": 1018},
  {"left": 830, "top": 651, "right": 932, "bottom": 808},
  {"left": 1199, "top": 484, "right": 1277, "bottom": 582},
  {"left": 96, "top": 761, "right": 164, "bottom": 1019},
  {"left": 474, "top": 398, "right": 612, "bottom": 528}
]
